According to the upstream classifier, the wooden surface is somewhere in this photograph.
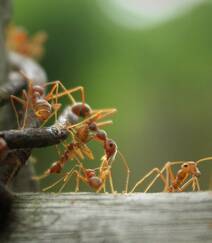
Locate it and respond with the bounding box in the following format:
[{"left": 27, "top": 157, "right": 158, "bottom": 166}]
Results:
[{"left": 1, "top": 192, "right": 212, "bottom": 243}]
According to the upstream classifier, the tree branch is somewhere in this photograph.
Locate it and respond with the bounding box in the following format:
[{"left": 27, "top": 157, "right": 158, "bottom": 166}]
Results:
[{"left": 0, "top": 126, "right": 69, "bottom": 149}]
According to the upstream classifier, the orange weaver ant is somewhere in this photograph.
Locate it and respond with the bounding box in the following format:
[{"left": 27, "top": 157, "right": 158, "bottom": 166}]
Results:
[
  {"left": 10, "top": 72, "right": 90, "bottom": 128},
  {"left": 42, "top": 159, "right": 113, "bottom": 193},
  {"left": 40, "top": 118, "right": 130, "bottom": 193},
  {"left": 6, "top": 24, "right": 47, "bottom": 60},
  {"left": 33, "top": 109, "right": 117, "bottom": 180},
  {"left": 130, "top": 157, "right": 212, "bottom": 193},
  {"left": 42, "top": 140, "right": 118, "bottom": 193}
]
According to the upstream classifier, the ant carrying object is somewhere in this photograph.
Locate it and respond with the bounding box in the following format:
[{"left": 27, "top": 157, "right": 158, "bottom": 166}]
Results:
[
  {"left": 40, "top": 124, "right": 130, "bottom": 194},
  {"left": 42, "top": 140, "right": 118, "bottom": 193},
  {"left": 42, "top": 159, "right": 113, "bottom": 193},
  {"left": 130, "top": 157, "right": 212, "bottom": 193},
  {"left": 33, "top": 121, "right": 112, "bottom": 180}
]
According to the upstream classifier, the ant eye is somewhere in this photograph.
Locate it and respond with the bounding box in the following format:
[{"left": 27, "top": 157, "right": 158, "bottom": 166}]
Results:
[{"left": 109, "top": 143, "right": 114, "bottom": 148}]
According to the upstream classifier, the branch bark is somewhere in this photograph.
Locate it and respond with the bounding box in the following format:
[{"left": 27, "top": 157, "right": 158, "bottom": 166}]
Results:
[{"left": 0, "top": 126, "right": 69, "bottom": 149}]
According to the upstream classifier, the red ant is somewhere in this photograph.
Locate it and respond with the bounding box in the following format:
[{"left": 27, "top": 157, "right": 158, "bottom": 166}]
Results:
[
  {"left": 33, "top": 116, "right": 115, "bottom": 180},
  {"left": 130, "top": 157, "right": 212, "bottom": 193},
  {"left": 42, "top": 154, "right": 115, "bottom": 193},
  {"left": 10, "top": 72, "right": 90, "bottom": 128},
  {"left": 6, "top": 24, "right": 47, "bottom": 60},
  {"left": 40, "top": 124, "right": 130, "bottom": 194}
]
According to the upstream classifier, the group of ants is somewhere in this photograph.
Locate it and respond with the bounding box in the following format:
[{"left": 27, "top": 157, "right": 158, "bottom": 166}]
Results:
[{"left": 2, "top": 72, "right": 211, "bottom": 194}]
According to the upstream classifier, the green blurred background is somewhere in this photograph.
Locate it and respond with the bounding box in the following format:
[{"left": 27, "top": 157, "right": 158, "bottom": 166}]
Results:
[{"left": 13, "top": 0, "right": 212, "bottom": 192}]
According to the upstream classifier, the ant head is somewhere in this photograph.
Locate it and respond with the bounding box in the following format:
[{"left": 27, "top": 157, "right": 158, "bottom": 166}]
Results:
[
  {"left": 104, "top": 139, "right": 117, "bottom": 161},
  {"left": 181, "top": 162, "right": 201, "bottom": 177},
  {"left": 85, "top": 169, "right": 96, "bottom": 178},
  {"left": 32, "top": 85, "right": 44, "bottom": 96},
  {"left": 71, "top": 102, "right": 92, "bottom": 118}
]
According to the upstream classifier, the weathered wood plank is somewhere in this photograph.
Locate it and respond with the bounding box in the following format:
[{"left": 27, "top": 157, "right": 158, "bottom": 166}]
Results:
[{"left": 1, "top": 192, "right": 212, "bottom": 243}]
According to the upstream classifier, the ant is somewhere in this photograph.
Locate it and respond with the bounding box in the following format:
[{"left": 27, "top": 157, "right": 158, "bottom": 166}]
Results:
[
  {"left": 10, "top": 72, "right": 90, "bottom": 129},
  {"left": 130, "top": 157, "right": 212, "bottom": 193},
  {"left": 69, "top": 119, "right": 130, "bottom": 193},
  {"left": 11, "top": 71, "right": 117, "bottom": 129},
  {"left": 33, "top": 116, "right": 115, "bottom": 181},
  {"left": 6, "top": 24, "right": 47, "bottom": 60},
  {"left": 42, "top": 153, "right": 115, "bottom": 193},
  {"left": 40, "top": 123, "right": 130, "bottom": 194}
]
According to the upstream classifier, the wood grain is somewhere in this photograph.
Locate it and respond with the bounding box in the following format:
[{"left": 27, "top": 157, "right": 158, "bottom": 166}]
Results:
[{"left": 1, "top": 192, "right": 212, "bottom": 243}]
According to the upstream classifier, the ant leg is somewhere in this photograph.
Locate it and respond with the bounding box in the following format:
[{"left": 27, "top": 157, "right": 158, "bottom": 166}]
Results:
[
  {"left": 187, "top": 176, "right": 198, "bottom": 192},
  {"left": 40, "top": 105, "right": 62, "bottom": 128},
  {"left": 75, "top": 170, "right": 80, "bottom": 192},
  {"left": 164, "top": 162, "right": 175, "bottom": 192},
  {"left": 79, "top": 144, "right": 94, "bottom": 160},
  {"left": 96, "top": 179, "right": 106, "bottom": 193},
  {"left": 163, "top": 161, "right": 185, "bottom": 192},
  {"left": 108, "top": 170, "right": 115, "bottom": 193},
  {"left": 144, "top": 168, "right": 167, "bottom": 193},
  {"left": 45, "top": 81, "right": 85, "bottom": 105},
  {"left": 59, "top": 168, "right": 76, "bottom": 192},
  {"left": 50, "top": 82, "right": 60, "bottom": 124},
  {"left": 118, "top": 151, "right": 130, "bottom": 193},
  {"left": 91, "top": 108, "right": 117, "bottom": 121},
  {"left": 32, "top": 173, "right": 48, "bottom": 181},
  {"left": 21, "top": 90, "right": 30, "bottom": 129},
  {"left": 96, "top": 120, "right": 113, "bottom": 128},
  {"left": 55, "top": 86, "right": 86, "bottom": 105},
  {"left": 40, "top": 83, "right": 62, "bottom": 127},
  {"left": 10, "top": 95, "right": 26, "bottom": 129},
  {"left": 6, "top": 159, "right": 22, "bottom": 185},
  {"left": 69, "top": 109, "right": 117, "bottom": 130},
  {"left": 180, "top": 177, "right": 196, "bottom": 192},
  {"left": 42, "top": 174, "right": 67, "bottom": 192},
  {"left": 193, "top": 177, "right": 200, "bottom": 191},
  {"left": 130, "top": 168, "right": 166, "bottom": 193}
]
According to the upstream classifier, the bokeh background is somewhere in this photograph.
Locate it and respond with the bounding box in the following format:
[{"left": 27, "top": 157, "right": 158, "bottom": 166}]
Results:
[{"left": 12, "top": 0, "right": 212, "bottom": 192}]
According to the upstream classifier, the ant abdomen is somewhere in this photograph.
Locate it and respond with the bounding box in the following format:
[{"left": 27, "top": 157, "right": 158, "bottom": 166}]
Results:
[
  {"left": 71, "top": 102, "right": 92, "bottom": 118},
  {"left": 47, "top": 162, "right": 63, "bottom": 174},
  {"left": 88, "top": 176, "right": 102, "bottom": 189},
  {"left": 34, "top": 98, "right": 52, "bottom": 121}
]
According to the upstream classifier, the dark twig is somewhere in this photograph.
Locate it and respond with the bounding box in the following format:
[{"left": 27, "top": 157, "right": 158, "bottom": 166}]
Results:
[{"left": 0, "top": 126, "right": 69, "bottom": 149}]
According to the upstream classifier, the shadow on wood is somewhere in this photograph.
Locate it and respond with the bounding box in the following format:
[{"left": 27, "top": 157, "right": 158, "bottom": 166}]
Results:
[{"left": 1, "top": 192, "right": 212, "bottom": 243}]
